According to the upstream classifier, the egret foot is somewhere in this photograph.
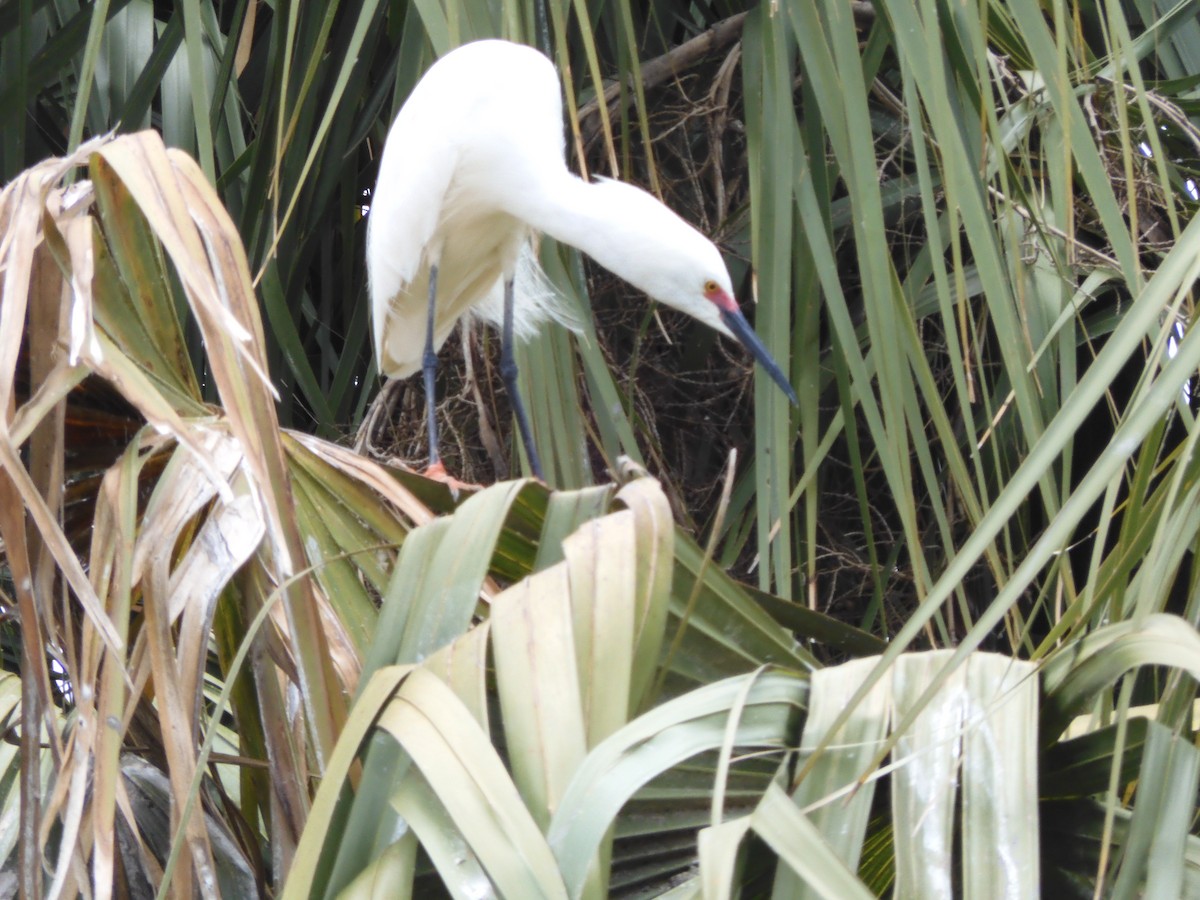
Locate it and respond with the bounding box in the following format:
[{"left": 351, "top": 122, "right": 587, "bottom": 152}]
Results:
[{"left": 422, "top": 460, "right": 478, "bottom": 497}]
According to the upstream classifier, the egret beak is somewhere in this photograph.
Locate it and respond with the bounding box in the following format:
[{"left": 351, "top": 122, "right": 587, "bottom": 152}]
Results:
[{"left": 719, "top": 307, "right": 798, "bottom": 406}]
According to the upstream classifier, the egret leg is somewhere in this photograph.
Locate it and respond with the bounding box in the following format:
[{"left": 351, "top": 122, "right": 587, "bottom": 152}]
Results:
[
  {"left": 501, "top": 278, "right": 544, "bottom": 479},
  {"left": 423, "top": 265, "right": 441, "bottom": 469}
]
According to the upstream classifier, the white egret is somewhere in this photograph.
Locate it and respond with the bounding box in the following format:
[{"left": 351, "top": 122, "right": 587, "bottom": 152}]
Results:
[{"left": 367, "top": 38, "right": 797, "bottom": 479}]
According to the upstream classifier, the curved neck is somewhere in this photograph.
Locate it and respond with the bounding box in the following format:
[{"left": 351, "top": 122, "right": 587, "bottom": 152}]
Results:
[
  {"left": 506, "top": 171, "right": 733, "bottom": 340},
  {"left": 511, "top": 172, "right": 615, "bottom": 259}
]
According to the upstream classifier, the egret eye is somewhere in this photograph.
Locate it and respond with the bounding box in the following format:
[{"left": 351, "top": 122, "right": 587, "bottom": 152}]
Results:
[{"left": 703, "top": 279, "right": 720, "bottom": 296}]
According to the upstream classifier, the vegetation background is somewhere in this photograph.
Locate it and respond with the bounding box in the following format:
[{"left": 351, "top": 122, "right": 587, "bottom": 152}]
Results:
[{"left": 1, "top": 0, "right": 1199, "bottom": 895}]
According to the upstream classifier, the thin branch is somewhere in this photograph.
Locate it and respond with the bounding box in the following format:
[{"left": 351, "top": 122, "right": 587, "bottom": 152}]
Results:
[{"left": 576, "top": 4, "right": 876, "bottom": 150}]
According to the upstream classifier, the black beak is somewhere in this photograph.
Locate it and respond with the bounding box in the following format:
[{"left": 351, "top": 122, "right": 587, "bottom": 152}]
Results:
[{"left": 720, "top": 308, "right": 798, "bottom": 406}]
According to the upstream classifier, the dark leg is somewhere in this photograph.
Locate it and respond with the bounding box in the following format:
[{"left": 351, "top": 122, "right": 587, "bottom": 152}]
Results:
[
  {"left": 501, "top": 278, "right": 544, "bottom": 479},
  {"left": 423, "top": 265, "right": 441, "bottom": 469}
]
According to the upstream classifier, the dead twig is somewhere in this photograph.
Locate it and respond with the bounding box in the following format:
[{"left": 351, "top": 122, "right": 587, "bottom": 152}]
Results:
[{"left": 577, "top": 5, "right": 877, "bottom": 149}]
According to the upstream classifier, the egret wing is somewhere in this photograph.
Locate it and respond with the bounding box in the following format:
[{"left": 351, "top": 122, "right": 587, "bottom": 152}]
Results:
[{"left": 367, "top": 91, "right": 460, "bottom": 376}]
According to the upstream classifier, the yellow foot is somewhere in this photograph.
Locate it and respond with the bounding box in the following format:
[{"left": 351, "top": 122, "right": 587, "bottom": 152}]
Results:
[{"left": 422, "top": 461, "right": 479, "bottom": 497}]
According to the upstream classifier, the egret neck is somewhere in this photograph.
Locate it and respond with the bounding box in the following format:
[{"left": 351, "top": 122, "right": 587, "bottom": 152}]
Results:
[{"left": 510, "top": 171, "right": 799, "bottom": 404}]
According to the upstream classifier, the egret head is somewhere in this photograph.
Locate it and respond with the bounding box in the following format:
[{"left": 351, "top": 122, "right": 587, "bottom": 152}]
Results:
[{"left": 591, "top": 182, "right": 798, "bottom": 405}]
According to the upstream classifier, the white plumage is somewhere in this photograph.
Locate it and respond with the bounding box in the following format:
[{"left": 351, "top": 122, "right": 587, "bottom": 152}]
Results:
[
  {"left": 367, "top": 41, "right": 571, "bottom": 377},
  {"left": 366, "top": 39, "right": 795, "bottom": 477}
]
